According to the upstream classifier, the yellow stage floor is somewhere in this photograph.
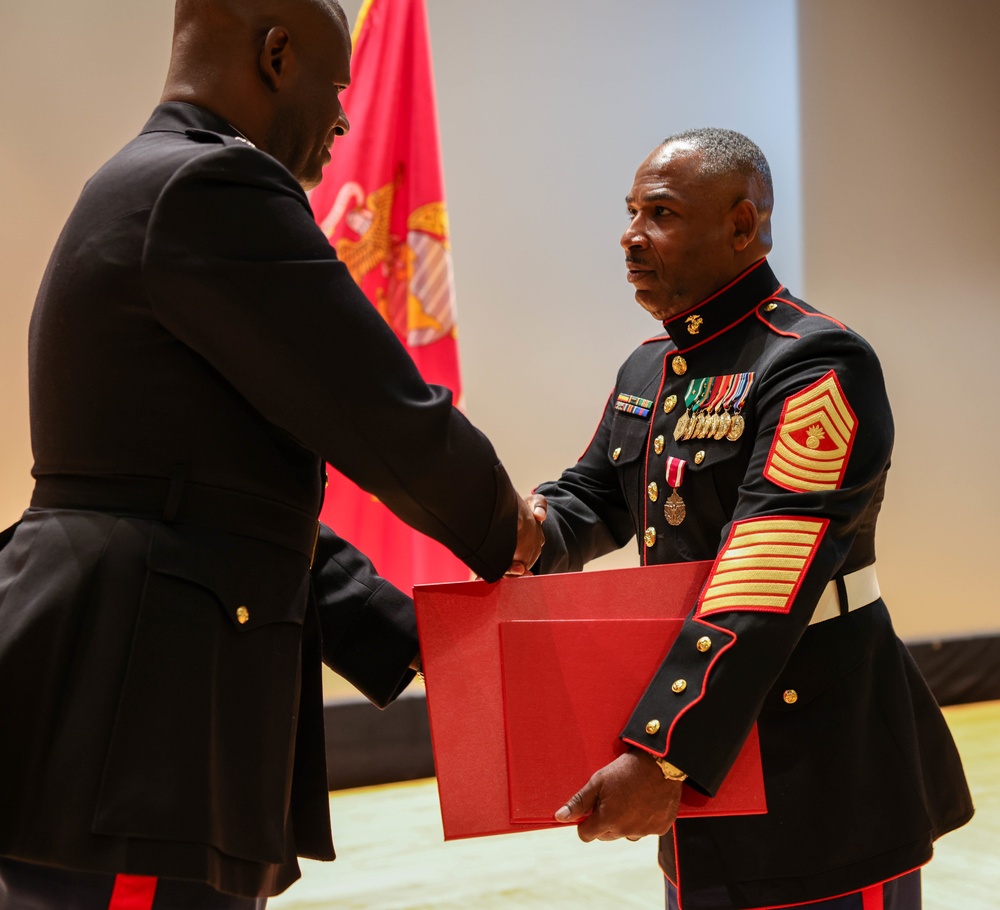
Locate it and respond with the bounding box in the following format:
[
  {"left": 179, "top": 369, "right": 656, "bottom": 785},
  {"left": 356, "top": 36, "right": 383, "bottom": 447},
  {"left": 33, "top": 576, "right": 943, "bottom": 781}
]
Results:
[{"left": 270, "top": 701, "right": 1000, "bottom": 909}]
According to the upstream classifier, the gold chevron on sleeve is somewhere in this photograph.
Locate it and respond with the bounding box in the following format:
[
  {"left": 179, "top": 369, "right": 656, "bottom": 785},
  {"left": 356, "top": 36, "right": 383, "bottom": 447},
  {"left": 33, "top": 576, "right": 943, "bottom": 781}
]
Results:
[
  {"left": 697, "top": 516, "right": 827, "bottom": 617},
  {"left": 764, "top": 371, "right": 857, "bottom": 492}
]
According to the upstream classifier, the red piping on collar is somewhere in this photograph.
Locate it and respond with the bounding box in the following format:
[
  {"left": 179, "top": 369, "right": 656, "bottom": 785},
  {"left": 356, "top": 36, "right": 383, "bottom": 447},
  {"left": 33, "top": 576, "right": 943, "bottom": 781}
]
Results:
[
  {"left": 670, "top": 304, "right": 762, "bottom": 355},
  {"left": 664, "top": 258, "right": 770, "bottom": 325}
]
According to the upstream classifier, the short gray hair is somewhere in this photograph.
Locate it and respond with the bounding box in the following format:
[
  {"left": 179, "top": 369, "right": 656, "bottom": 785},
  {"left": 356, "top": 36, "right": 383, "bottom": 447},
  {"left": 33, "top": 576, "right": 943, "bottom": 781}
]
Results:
[{"left": 662, "top": 127, "right": 773, "bottom": 210}]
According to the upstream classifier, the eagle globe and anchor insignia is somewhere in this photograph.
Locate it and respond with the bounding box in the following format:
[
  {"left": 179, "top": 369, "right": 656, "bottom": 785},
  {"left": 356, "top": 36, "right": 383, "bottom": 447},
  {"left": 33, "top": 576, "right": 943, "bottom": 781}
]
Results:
[{"left": 317, "top": 169, "right": 457, "bottom": 349}]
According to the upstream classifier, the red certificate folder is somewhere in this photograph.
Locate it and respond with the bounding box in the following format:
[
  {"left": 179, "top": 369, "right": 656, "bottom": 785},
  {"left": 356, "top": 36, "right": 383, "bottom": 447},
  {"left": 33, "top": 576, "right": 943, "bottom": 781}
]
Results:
[{"left": 414, "top": 561, "right": 767, "bottom": 840}]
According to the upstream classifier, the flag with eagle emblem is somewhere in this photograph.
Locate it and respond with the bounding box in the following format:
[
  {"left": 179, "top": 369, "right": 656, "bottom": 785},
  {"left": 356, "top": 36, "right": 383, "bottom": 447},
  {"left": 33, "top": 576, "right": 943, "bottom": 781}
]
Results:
[{"left": 309, "top": 0, "right": 468, "bottom": 591}]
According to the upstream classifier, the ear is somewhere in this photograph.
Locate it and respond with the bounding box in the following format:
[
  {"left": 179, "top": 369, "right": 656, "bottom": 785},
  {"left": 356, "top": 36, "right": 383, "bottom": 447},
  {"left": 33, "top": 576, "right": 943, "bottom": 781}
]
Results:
[
  {"left": 258, "top": 26, "right": 292, "bottom": 92},
  {"left": 730, "top": 199, "right": 759, "bottom": 252}
]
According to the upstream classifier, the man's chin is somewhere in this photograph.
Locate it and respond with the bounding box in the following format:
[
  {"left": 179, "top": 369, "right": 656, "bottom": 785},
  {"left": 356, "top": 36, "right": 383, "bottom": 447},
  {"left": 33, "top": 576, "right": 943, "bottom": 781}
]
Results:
[
  {"left": 298, "top": 167, "right": 325, "bottom": 193},
  {"left": 635, "top": 294, "right": 670, "bottom": 323}
]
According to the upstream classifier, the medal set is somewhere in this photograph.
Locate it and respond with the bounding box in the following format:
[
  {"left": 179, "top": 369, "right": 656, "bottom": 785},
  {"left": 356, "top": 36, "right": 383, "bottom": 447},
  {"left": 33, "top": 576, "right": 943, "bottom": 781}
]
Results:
[
  {"left": 672, "top": 373, "right": 755, "bottom": 444},
  {"left": 651, "top": 373, "right": 755, "bottom": 529}
]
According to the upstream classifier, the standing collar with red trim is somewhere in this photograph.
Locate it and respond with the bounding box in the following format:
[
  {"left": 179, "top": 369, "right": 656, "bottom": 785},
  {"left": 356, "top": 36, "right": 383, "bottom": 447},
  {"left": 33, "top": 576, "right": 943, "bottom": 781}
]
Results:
[{"left": 661, "top": 259, "right": 782, "bottom": 353}]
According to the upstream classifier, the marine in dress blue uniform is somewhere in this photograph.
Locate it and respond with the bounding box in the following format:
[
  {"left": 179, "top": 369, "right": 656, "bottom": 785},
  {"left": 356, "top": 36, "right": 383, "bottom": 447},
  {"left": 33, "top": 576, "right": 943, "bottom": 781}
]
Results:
[
  {"left": 535, "top": 129, "right": 972, "bottom": 910},
  {"left": 0, "top": 2, "right": 542, "bottom": 907}
]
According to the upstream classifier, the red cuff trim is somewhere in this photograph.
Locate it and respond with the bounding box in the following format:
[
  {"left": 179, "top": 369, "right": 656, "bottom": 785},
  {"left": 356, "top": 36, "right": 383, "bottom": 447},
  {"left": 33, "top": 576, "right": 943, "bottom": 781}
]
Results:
[{"left": 622, "top": 618, "right": 737, "bottom": 757}]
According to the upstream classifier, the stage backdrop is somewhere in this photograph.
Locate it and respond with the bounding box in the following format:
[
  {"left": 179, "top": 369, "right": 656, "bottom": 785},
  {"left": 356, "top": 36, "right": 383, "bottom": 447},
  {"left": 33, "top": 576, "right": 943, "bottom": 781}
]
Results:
[{"left": 1, "top": 0, "right": 998, "bottom": 646}]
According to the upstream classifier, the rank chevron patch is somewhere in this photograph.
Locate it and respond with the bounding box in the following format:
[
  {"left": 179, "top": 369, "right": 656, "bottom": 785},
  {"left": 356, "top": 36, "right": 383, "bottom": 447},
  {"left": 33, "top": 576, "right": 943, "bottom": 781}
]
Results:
[
  {"left": 697, "top": 516, "right": 828, "bottom": 617},
  {"left": 764, "top": 371, "right": 857, "bottom": 492}
]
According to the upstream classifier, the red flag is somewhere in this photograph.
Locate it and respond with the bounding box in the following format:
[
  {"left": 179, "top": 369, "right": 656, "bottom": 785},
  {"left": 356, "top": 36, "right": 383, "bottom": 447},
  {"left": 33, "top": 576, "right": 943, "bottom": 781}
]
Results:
[{"left": 310, "top": 0, "right": 469, "bottom": 591}]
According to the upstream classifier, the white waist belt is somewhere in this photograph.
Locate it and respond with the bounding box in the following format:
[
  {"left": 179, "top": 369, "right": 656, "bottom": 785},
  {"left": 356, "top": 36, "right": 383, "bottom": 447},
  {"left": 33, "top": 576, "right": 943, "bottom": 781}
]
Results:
[{"left": 809, "top": 565, "right": 880, "bottom": 626}]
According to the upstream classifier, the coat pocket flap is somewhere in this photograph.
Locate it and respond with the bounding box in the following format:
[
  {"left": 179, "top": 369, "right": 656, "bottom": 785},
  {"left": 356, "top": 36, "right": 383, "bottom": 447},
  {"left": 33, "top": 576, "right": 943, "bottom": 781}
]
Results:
[
  {"left": 147, "top": 524, "right": 309, "bottom": 629},
  {"left": 608, "top": 412, "right": 651, "bottom": 465}
]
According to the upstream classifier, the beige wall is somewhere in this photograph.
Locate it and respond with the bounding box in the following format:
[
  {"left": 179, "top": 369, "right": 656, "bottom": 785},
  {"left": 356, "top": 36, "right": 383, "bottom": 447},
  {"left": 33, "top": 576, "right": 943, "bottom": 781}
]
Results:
[
  {"left": 798, "top": 0, "right": 1000, "bottom": 637},
  {"left": 2, "top": 1, "right": 994, "bottom": 640}
]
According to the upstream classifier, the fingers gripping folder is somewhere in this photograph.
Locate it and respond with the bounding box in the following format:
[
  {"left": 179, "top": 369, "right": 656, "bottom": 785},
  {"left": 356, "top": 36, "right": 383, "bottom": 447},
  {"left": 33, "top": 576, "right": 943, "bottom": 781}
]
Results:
[{"left": 413, "top": 562, "right": 766, "bottom": 839}]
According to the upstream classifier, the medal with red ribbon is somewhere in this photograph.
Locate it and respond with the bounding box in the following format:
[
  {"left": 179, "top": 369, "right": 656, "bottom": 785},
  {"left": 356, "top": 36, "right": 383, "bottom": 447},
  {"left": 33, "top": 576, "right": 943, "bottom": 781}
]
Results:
[{"left": 663, "top": 456, "right": 687, "bottom": 526}]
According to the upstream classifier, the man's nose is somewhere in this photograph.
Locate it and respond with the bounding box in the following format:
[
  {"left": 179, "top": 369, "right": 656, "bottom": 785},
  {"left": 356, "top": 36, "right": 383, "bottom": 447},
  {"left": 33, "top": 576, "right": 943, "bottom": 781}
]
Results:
[
  {"left": 621, "top": 221, "right": 648, "bottom": 250},
  {"left": 335, "top": 108, "right": 350, "bottom": 137}
]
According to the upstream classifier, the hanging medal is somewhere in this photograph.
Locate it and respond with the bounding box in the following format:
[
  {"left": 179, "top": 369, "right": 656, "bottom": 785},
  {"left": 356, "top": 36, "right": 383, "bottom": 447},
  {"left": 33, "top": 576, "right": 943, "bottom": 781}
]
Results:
[
  {"left": 726, "top": 372, "right": 756, "bottom": 442},
  {"left": 673, "top": 378, "right": 698, "bottom": 441},
  {"left": 663, "top": 456, "right": 688, "bottom": 526},
  {"left": 712, "top": 374, "right": 738, "bottom": 441},
  {"left": 699, "top": 376, "right": 728, "bottom": 440},
  {"left": 685, "top": 377, "right": 712, "bottom": 440}
]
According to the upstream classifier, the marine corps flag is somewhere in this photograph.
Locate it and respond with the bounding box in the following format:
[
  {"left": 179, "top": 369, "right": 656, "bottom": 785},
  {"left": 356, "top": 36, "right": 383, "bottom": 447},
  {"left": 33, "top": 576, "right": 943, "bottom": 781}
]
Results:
[{"left": 310, "top": 0, "right": 469, "bottom": 591}]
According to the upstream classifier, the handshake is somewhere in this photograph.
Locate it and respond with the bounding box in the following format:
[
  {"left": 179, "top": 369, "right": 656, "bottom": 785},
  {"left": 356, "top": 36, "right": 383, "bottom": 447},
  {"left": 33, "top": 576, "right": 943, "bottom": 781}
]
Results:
[{"left": 506, "top": 493, "right": 548, "bottom": 577}]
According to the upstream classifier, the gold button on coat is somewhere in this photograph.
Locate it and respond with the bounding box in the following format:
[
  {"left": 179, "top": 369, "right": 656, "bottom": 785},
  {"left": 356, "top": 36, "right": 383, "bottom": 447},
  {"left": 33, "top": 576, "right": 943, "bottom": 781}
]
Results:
[
  {"left": 612, "top": 447, "right": 622, "bottom": 461},
  {"left": 236, "top": 606, "right": 250, "bottom": 625},
  {"left": 783, "top": 689, "right": 798, "bottom": 705},
  {"left": 653, "top": 435, "right": 665, "bottom": 455},
  {"left": 647, "top": 481, "right": 659, "bottom": 502},
  {"left": 644, "top": 527, "right": 657, "bottom": 548},
  {"left": 645, "top": 719, "right": 661, "bottom": 735},
  {"left": 672, "top": 355, "right": 688, "bottom": 375},
  {"left": 696, "top": 636, "right": 712, "bottom": 653},
  {"left": 663, "top": 394, "right": 678, "bottom": 414},
  {"left": 765, "top": 302, "right": 778, "bottom": 312},
  {"left": 694, "top": 450, "right": 706, "bottom": 464},
  {"left": 671, "top": 679, "right": 687, "bottom": 694}
]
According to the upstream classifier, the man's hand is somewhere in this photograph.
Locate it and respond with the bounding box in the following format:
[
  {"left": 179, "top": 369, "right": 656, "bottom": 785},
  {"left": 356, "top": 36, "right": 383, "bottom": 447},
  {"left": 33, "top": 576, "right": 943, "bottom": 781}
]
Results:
[
  {"left": 506, "top": 494, "right": 546, "bottom": 576},
  {"left": 553, "top": 749, "right": 683, "bottom": 842}
]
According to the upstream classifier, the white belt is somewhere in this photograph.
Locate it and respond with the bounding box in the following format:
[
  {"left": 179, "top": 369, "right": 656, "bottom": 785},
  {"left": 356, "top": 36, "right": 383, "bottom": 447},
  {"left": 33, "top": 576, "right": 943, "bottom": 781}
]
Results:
[{"left": 809, "top": 565, "right": 880, "bottom": 626}]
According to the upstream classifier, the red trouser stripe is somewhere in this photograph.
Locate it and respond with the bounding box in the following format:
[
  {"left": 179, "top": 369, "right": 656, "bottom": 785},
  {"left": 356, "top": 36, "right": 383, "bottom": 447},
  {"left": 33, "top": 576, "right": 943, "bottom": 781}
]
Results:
[
  {"left": 108, "top": 874, "right": 158, "bottom": 910},
  {"left": 861, "top": 882, "right": 884, "bottom": 910}
]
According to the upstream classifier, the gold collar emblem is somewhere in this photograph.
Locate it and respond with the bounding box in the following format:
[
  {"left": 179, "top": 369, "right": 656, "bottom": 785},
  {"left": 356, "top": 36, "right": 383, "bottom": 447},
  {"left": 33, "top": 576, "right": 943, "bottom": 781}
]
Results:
[{"left": 686, "top": 314, "right": 704, "bottom": 335}]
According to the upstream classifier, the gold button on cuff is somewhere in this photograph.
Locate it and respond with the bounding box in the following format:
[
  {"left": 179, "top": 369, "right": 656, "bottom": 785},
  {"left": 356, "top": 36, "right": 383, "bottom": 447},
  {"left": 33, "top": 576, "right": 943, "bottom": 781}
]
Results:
[
  {"left": 694, "top": 450, "right": 706, "bottom": 465},
  {"left": 671, "top": 679, "right": 687, "bottom": 694},
  {"left": 236, "top": 606, "right": 250, "bottom": 625},
  {"left": 765, "top": 302, "right": 778, "bottom": 312},
  {"left": 783, "top": 689, "right": 798, "bottom": 705},
  {"left": 644, "top": 527, "right": 657, "bottom": 548},
  {"left": 647, "top": 481, "right": 659, "bottom": 503},
  {"left": 645, "top": 719, "right": 661, "bottom": 735},
  {"left": 653, "top": 435, "right": 665, "bottom": 455},
  {"left": 696, "top": 636, "right": 712, "bottom": 653},
  {"left": 672, "top": 355, "right": 688, "bottom": 376},
  {"left": 663, "top": 394, "right": 678, "bottom": 414},
  {"left": 612, "top": 447, "right": 622, "bottom": 461}
]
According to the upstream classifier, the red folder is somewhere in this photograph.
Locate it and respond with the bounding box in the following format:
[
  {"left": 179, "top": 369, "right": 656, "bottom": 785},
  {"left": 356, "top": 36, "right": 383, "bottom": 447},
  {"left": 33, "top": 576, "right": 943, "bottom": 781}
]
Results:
[{"left": 413, "top": 561, "right": 767, "bottom": 840}]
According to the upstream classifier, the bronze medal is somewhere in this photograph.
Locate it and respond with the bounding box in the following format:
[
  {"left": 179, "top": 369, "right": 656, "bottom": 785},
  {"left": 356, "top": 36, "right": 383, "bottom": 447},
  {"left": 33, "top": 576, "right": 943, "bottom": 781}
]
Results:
[
  {"left": 714, "top": 411, "right": 732, "bottom": 441},
  {"left": 673, "top": 410, "right": 690, "bottom": 441},
  {"left": 664, "top": 490, "right": 686, "bottom": 526},
  {"left": 684, "top": 412, "right": 700, "bottom": 440},
  {"left": 726, "top": 413, "right": 745, "bottom": 442}
]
